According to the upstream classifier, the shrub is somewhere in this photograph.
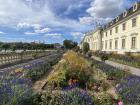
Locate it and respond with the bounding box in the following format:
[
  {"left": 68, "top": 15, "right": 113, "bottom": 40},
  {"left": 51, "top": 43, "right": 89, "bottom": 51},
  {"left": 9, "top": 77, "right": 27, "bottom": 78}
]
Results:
[
  {"left": 83, "top": 42, "right": 90, "bottom": 54},
  {"left": 86, "top": 51, "right": 92, "bottom": 58},
  {"left": 94, "top": 92, "right": 114, "bottom": 105},
  {"left": 101, "top": 53, "right": 109, "bottom": 62}
]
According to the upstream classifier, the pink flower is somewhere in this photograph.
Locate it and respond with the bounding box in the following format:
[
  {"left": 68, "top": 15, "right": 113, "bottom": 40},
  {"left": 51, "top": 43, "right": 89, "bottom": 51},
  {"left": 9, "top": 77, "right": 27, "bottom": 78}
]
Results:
[{"left": 118, "top": 101, "right": 124, "bottom": 105}]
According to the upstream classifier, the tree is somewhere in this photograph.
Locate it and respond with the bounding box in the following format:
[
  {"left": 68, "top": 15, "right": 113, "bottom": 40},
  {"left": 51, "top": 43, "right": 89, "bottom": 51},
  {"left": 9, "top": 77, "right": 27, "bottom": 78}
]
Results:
[
  {"left": 82, "top": 42, "right": 89, "bottom": 54},
  {"left": 63, "top": 40, "right": 78, "bottom": 49},
  {"left": 23, "top": 45, "right": 28, "bottom": 51},
  {"left": 11, "top": 44, "right": 17, "bottom": 52},
  {"left": 0, "top": 43, "right": 10, "bottom": 52}
]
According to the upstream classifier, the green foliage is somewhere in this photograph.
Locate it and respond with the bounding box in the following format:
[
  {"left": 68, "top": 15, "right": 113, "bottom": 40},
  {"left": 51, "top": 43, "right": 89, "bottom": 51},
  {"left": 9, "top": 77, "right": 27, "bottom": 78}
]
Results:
[
  {"left": 17, "top": 92, "right": 41, "bottom": 105},
  {"left": 94, "top": 92, "right": 114, "bottom": 105},
  {"left": 63, "top": 40, "right": 78, "bottom": 49},
  {"left": 40, "top": 88, "right": 94, "bottom": 105},
  {"left": 0, "top": 42, "right": 57, "bottom": 51},
  {"left": 0, "top": 43, "right": 10, "bottom": 52},
  {"left": 101, "top": 53, "right": 109, "bottom": 62},
  {"left": 47, "top": 51, "right": 93, "bottom": 88},
  {"left": 27, "top": 63, "right": 51, "bottom": 82},
  {"left": 82, "top": 42, "right": 89, "bottom": 53}
]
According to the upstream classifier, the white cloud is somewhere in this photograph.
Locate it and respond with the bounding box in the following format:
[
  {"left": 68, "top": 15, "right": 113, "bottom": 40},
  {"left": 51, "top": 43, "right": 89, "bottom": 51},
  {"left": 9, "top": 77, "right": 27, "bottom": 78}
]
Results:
[
  {"left": 35, "top": 28, "right": 51, "bottom": 34},
  {"left": 87, "top": 0, "right": 124, "bottom": 19},
  {"left": 79, "top": 0, "right": 125, "bottom": 26},
  {"left": 0, "top": 0, "right": 91, "bottom": 34},
  {"left": 79, "top": 17, "right": 94, "bottom": 25},
  {"left": 17, "top": 22, "right": 41, "bottom": 29},
  {"left": 0, "top": 31, "right": 6, "bottom": 35},
  {"left": 44, "top": 33, "right": 63, "bottom": 37},
  {"left": 71, "top": 32, "right": 84, "bottom": 40},
  {"left": 44, "top": 33, "right": 63, "bottom": 40},
  {"left": 24, "top": 32, "right": 36, "bottom": 35}
]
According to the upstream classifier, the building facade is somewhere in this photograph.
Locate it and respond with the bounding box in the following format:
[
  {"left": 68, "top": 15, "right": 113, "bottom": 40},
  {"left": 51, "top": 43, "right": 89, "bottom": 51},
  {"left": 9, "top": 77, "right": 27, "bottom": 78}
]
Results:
[
  {"left": 81, "top": 2, "right": 140, "bottom": 54},
  {"left": 80, "top": 27, "right": 102, "bottom": 51}
]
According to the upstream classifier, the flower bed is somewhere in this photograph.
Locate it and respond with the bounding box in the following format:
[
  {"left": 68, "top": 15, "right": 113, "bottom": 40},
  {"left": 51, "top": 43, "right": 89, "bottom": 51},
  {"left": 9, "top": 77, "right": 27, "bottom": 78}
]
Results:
[
  {"left": 92, "top": 51, "right": 140, "bottom": 69},
  {"left": 0, "top": 52, "right": 63, "bottom": 105},
  {"left": 91, "top": 59, "right": 127, "bottom": 81},
  {"left": 116, "top": 75, "right": 140, "bottom": 105},
  {"left": 41, "top": 88, "right": 94, "bottom": 105}
]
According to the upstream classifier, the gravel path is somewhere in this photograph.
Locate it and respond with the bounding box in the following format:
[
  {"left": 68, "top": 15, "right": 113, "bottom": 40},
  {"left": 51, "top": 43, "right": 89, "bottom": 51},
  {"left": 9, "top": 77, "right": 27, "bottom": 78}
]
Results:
[{"left": 92, "top": 56, "right": 140, "bottom": 76}]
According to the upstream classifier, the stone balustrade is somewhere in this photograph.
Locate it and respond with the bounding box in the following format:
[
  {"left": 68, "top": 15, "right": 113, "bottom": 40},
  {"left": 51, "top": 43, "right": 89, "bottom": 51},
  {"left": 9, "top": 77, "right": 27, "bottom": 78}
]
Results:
[{"left": 0, "top": 50, "right": 55, "bottom": 66}]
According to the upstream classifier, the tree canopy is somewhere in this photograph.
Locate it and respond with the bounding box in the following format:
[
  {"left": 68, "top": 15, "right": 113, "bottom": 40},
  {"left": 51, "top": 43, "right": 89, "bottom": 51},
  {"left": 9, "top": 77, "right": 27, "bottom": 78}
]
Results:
[
  {"left": 63, "top": 40, "right": 78, "bottom": 49},
  {"left": 0, "top": 42, "right": 59, "bottom": 51}
]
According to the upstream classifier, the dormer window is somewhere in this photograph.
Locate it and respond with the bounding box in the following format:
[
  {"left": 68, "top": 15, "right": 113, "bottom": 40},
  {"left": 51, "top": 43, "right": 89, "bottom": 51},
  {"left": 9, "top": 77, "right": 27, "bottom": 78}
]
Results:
[
  {"left": 133, "top": 3, "right": 138, "bottom": 11},
  {"left": 123, "top": 11, "right": 127, "bottom": 17},
  {"left": 116, "top": 16, "right": 119, "bottom": 22},
  {"left": 110, "top": 21, "right": 113, "bottom": 25}
]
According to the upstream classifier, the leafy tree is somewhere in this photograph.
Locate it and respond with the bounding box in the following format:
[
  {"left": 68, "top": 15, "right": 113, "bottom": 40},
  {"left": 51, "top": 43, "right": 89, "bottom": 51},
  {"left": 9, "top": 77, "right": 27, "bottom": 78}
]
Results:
[
  {"left": 23, "top": 45, "right": 28, "bottom": 51},
  {"left": 63, "top": 40, "right": 78, "bottom": 49},
  {"left": 0, "top": 43, "right": 10, "bottom": 52},
  {"left": 11, "top": 44, "right": 17, "bottom": 52},
  {"left": 82, "top": 42, "right": 89, "bottom": 53}
]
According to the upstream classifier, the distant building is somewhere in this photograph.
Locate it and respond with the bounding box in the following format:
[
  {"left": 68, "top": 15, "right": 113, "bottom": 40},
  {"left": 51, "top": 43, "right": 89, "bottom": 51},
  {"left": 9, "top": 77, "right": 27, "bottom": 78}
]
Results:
[
  {"left": 54, "top": 43, "right": 63, "bottom": 49},
  {"left": 81, "top": 2, "right": 140, "bottom": 54}
]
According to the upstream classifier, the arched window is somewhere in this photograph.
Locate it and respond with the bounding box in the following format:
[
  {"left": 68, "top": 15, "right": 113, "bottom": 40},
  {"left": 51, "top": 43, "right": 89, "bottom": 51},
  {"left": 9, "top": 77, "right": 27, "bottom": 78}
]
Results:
[{"left": 133, "top": 3, "right": 138, "bottom": 12}]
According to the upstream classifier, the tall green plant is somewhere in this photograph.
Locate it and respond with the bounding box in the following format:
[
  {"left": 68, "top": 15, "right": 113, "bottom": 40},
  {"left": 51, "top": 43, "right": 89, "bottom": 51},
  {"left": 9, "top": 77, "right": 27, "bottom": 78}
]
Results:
[{"left": 83, "top": 42, "right": 89, "bottom": 54}]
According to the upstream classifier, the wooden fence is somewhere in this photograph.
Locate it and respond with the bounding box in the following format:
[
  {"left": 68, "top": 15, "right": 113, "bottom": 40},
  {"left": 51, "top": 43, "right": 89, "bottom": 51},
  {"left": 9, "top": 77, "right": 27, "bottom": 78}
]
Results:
[{"left": 0, "top": 50, "right": 55, "bottom": 67}]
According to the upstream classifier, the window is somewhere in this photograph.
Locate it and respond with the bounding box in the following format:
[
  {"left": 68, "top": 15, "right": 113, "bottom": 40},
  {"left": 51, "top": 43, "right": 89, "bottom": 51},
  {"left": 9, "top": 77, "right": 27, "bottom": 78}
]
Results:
[
  {"left": 123, "top": 11, "right": 127, "bottom": 17},
  {"left": 110, "top": 30, "right": 112, "bottom": 35},
  {"left": 132, "top": 18, "right": 137, "bottom": 27},
  {"left": 122, "top": 39, "right": 125, "bottom": 49},
  {"left": 116, "top": 16, "right": 119, "bottom": 22},
  {"left": 133, "top": 3, "right": 137, "bottom": 11},
  {"left": 115, "top": 40, "right": 118, "bottom": 49},
  {"left": 110, "top": 40, "right": 112, "bottom": 49},
  {"left": 115, "top": 26, "right": 118, "bottom": 33},
  {"left": 131, "top": 37, "right": 136, "bottom": 49},
  {"left": 105, "top": 40, "right": 108, "bottom": 49},
  {"left": 102, "top": 41, "right": 104, "bottom": 49},
  {"left": 122, "top": 23, "right": 126, "bottom": 30},
  {"left": 106, "top": 32, "right": 108, "bottom": 37},
  {"left": 102, "top": 34, "right": 104, "bottom": 38}
]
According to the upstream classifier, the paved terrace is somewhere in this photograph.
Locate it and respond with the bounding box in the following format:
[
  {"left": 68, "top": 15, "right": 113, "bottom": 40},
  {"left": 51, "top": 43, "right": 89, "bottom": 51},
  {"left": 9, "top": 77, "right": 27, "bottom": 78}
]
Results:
[{"left": 92, "top": 56, "right": 140, "bottom": 76}]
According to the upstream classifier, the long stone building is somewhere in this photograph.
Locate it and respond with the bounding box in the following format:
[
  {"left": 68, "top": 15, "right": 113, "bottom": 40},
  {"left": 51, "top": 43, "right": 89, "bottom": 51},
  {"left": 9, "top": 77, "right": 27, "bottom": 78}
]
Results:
[{"left": 80, "top": 2, "right": 140, "bottom": 54}]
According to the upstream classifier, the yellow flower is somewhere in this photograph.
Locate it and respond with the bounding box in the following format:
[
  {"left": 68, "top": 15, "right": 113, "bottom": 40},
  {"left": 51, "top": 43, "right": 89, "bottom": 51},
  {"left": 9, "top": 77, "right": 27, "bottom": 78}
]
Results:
[{"left": 15, "top": 68, "right": 23, "bottom": 73}]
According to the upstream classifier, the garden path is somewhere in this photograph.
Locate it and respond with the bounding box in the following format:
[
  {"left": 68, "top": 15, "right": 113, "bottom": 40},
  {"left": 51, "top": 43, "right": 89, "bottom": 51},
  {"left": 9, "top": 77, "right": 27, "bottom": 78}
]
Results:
[{"left": 92, "top": 56, "right": 140, "bottom": 76}]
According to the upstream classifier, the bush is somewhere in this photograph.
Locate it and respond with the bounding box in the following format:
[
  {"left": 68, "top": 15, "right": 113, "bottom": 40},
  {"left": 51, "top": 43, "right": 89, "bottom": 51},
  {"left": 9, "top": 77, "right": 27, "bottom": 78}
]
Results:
[
  {"left": 94, "top": 92, "right": 114, "bottom": 105},
  {"left": 83, "top": 42, "right": 90, "bottom": 54},
  {"left": 86, "top": 51, "right": 92, "bottom": 58},
  {"left": 101, "top": 53, "right": 109, "bottom": 62}
]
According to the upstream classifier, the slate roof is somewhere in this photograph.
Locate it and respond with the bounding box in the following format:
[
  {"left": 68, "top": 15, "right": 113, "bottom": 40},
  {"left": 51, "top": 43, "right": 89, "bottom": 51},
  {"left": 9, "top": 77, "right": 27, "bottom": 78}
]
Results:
[{"left": 103, "top": 2, "right": 140, "bottom": 31}]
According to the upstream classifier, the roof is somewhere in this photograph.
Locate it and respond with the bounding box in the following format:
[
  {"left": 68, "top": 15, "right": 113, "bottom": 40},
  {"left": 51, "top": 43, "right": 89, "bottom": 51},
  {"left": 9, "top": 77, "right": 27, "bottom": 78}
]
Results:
[{"left": 103, "top": 2, "right": 140, "bottom": 31}]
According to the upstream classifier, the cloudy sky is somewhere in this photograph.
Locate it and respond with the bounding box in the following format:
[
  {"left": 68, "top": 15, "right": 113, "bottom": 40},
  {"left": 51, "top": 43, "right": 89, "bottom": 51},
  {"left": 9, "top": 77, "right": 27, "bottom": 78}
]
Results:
[{"left": 0, "top": 0, "right": 139, "bottom": 43}]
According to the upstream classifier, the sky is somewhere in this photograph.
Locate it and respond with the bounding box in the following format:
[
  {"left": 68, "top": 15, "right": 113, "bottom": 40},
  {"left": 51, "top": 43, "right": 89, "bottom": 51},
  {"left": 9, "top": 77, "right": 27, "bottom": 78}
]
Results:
[{"left": 0, "top": 0, "right": 139, "bottom": 44}]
